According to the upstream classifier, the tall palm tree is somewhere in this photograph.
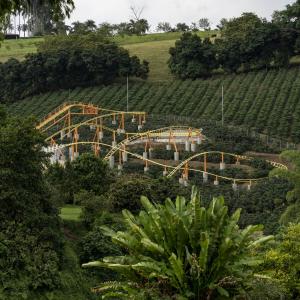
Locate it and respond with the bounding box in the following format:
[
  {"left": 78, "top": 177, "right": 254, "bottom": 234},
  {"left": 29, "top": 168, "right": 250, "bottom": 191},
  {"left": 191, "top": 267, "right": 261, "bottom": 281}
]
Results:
[
  {"left": 0, "top": 0, "right": 74, "bottom": 19},
  {"left": 83, "top": 187, "right": 273, "bottom": 299}
]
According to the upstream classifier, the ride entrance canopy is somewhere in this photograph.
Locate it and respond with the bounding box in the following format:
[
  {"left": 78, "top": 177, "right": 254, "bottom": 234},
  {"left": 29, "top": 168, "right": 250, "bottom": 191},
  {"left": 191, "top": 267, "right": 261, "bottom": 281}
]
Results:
[{"left": 38, "top": 102, "right": 287, "bottom": 190}]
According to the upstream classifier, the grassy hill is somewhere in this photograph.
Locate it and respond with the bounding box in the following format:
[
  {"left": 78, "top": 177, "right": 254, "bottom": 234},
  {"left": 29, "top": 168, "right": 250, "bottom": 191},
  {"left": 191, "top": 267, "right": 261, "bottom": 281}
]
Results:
[
  {"left": 0, "top": 37, "right": 43, "bottom": 62},
  {"left": 0, "top": 31, "right": 215, "bottom": 81},
  {"left": 0, "top": 36, "right": 174, "bottom": 81},
  {"left": 9, "top": 65, "right": 300, "bottom": 142}
]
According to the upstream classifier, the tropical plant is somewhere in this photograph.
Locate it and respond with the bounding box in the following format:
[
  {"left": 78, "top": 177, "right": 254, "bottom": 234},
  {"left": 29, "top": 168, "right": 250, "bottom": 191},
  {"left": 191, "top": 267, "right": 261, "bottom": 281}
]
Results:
[
  {"left": 83, "top": 187, "right": 272, "bottom": 299},
  {"left": 156, "top": 22, "right": 173, "bottom": 33},
  {"left": 270, "top": 150, "right": 300, "bottom": 224},
  {"left": 198, "top": 18, "right": 211, "bottom": 31},
  {"left": 262, "top": 223, "right": 300, "bottom": 298},
  {"left": 0, "top": 0, "right": 74, "bottom": 19}
]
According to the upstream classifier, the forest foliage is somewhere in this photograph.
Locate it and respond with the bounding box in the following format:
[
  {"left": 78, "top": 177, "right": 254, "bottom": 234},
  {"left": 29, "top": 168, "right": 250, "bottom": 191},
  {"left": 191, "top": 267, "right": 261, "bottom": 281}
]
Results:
[
  {"left": 169, "top": 6, "right": 300, "bottom": 79},
  {"left": 0, "top": 107, "right": 64, "bottom": 298},
  {"left": 0, "top": 34, "right": 149, "bottom": 103}
]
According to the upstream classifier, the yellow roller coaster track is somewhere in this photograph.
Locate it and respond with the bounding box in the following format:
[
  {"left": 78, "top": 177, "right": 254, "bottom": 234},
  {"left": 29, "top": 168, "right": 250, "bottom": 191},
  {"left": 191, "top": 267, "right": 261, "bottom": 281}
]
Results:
[
  {"left": 36, "top": 101, "right": 146, "bottom": 132},
  {"left": 166, "top": 151, "right": 287, "bottom": 178},
  {"left": 104, "top": 126, "right": 204, "bottom": 159},
  {"left": 50, "top": 141, "right": 287, "bottom": 184},
  {"left": 40, "top": 103, "right": 288, "bottom": 186}
]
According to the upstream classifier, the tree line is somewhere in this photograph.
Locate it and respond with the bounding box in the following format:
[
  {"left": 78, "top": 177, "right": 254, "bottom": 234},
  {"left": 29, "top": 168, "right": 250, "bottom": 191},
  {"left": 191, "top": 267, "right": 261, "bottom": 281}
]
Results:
[
  {"left": 0, "top": 34, "right": 149, "bottom": 103},
  {"left": 0, "top": 0, "right": 213, "bottom": 38},
  {"left": 169, "top": 2, "right": 300, "bottom": 79}
]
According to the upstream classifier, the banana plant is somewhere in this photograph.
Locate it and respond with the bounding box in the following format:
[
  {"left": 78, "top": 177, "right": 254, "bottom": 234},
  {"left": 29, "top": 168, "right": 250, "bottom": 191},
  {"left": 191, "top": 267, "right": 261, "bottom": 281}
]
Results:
[{"left": 83, "top": 187, "right": 273, "bottom": 299}]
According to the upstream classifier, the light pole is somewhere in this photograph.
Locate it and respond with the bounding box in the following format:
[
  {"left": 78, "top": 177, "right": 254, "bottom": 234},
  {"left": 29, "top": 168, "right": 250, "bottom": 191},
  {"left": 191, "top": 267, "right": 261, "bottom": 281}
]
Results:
[
  {"left": 126, "top": 75, "right": 129, "bottom": 112},
  {"left": 221, "top": 85, "right": 224, "bottom": 126}
]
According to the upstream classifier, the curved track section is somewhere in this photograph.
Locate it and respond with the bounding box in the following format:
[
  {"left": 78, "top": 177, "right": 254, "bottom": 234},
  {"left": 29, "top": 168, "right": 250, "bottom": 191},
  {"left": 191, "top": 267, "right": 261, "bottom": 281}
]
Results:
[
  {"left": 167, "top": 151, "right": 287, "bottom": 178},
  {"left": 46, "top": 140, "right": 287, "bottom": 185},
  {"left": 104, "top": 126, "right": 204, "bottom": 160},
  {"left": 40, "top": 102, "right": 287, "bottom": 187},
  {"left": 37, "top": 101, "right": 146, "bottom": 139}
]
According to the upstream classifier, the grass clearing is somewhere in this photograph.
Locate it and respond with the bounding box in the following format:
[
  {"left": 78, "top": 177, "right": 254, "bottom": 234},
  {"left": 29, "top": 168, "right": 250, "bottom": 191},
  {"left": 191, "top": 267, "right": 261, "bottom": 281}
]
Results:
[
  {"left": 60, "top": 205, "right": 82, "bottom": 221},
  {"left": 125, "top": 39, "right": 175, "bottom": 81},
  {"left": 0, "top": 36, "right": 175, "bottom": 80},
  {"left": 0, "top": 37, "right": 42, "bottom": 62},
  {"left": 0, "top": 31, "right": 216, "bottom": 80},
  {"left": 112, "top": 30, "right": 215, "bottom": 45}
]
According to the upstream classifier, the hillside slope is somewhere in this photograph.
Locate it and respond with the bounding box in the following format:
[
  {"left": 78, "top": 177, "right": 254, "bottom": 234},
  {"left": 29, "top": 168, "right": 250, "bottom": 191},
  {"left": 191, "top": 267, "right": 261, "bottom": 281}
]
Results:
[
  {"left": 0, "top": 31, "right": 216, "bottom": 81},
  {"left": 0, "top": 37, "right": 173, "bottom": 81},
  {"left": 9, "top": 65, "right": 300, "bottom": 142}
]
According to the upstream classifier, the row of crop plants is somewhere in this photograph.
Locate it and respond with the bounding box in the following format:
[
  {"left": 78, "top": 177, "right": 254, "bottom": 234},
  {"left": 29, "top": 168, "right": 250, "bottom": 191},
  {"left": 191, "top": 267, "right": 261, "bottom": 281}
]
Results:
[
  {"left": 244, "top": 70, "right": 278, "bottom": 128},
  {"left": 130, "top": 82, "right": 156, "bottom": 112},
  {"left": 255, "top": 69, "right": 286, "bottom": 132},
  {"left": 204, "top": 73, "right": 237, "bottom": 121},
  {"left": 8, "top": 65, "right": 300, "bottom": 142},
  {"left": 267, "top": 68, "right": 295, "bottom": 137},
  {"left": 219, "top": 74, "right": 245, "bottom": 120},
  {"left": 181, "top": 79, "right": 210, "bottom": 116},
  {"left": 193, "top": 78, "right": 222, "bottom": 117},
  {"left": 226, "top": 72, "right": 258, "bottom": 125},
  {"left": 143, "top": 83, "right": 168, "bottom": 113},
  {"left": 289, "top": 67, "right": 300, "bottom": 142},
  {"left": 167, "top": 80, "right": 196, "bottom": 115},
  {"left": 233, "top": 71, "right": 266, "bottom": 125},
  {"left": 150, "top": 81, "right": 179, "bottom": 114}
]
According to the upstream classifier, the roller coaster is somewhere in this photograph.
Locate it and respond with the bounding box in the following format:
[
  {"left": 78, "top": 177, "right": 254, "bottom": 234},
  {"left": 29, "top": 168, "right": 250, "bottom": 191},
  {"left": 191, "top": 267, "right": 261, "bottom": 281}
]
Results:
[{"left": 38, "top": 102, "right": 287, "bottom": 189}]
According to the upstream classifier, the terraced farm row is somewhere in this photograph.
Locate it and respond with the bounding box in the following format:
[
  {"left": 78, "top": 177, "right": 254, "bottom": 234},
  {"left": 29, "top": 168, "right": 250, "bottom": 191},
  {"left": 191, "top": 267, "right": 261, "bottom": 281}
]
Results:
[{"left": 8, "top": 65, "right": 300, "bottom": 142}]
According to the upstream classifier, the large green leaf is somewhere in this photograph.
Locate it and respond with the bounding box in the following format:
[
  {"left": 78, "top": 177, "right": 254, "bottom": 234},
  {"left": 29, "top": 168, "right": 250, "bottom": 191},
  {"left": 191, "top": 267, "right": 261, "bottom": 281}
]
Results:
[
  {"left": 141, "top": 238, "right": 165, "bottom": 255},
  {"left": 85, "top": 187, "right": 272, "bottom": 299},
  {"left": 198, "top": 232, "right": 210, "bottom": 272},
  {"left": 169, "top": 253, "right": 186, "bottom": 289}
]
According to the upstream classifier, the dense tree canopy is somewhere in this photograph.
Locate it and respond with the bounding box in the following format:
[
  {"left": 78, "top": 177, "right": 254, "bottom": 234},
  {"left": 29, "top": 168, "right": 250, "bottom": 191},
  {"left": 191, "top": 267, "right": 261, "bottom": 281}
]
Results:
[
  {"left": 0, "top": 37, "right": 149, "bottom": 103},
  {"left": 71, "top": 153, "right": 112, "bottom": 195},
  {"left": 46, "top": 153, "right": 113, "bottom": 205},
  {"left": 168, "top": 32, "right": 217, "bottom": 79},
  {"left": 217, "top": 13, "right": 281, "bottom": 72},
  {"left": 156, "top": 22, "right": 173, "bottom": 32},
  {"left": 0, "top": 109, "right": 64, "bottom": 298},
  {"left": 169, "top": 2, "right": 300, "bottom": 78}
]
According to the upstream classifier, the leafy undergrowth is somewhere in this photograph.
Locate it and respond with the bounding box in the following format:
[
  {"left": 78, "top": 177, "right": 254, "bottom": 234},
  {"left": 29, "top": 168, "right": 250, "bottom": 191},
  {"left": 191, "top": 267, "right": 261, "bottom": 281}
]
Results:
[{"left": 60, "top": 205, "right": 82, "bottom": 222}]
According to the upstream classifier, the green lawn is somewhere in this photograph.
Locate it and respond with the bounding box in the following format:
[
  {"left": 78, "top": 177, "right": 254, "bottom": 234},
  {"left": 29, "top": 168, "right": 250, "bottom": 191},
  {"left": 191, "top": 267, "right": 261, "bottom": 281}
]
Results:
[
  {"left": 112, "top": 30, "right": 216, "bottom": 45},
  {"left": 125, "top": 39, "right": 175, "bottom": 81},
  {"left": 60, "top": 205, "right": 82, "bottom": 221},
  {"left": 0, "top": 37, "right": 43, "bottom": 62}
]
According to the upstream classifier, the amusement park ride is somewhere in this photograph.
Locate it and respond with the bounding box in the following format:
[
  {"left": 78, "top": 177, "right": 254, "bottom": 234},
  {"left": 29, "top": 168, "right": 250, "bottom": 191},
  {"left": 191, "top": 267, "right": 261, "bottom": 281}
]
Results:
[{"left": 37, "top": 102, "right": 287, "bottom": 190}]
